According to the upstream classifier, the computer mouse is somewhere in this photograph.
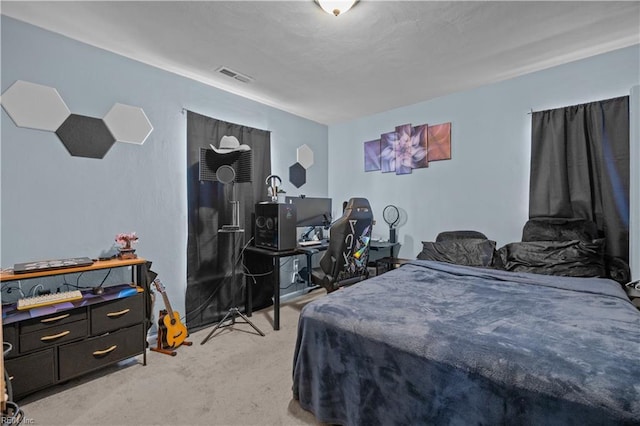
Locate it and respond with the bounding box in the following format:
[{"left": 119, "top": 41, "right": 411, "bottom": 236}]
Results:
[{"left": 92, "top": 286, "right": 105, "bottom": 295}]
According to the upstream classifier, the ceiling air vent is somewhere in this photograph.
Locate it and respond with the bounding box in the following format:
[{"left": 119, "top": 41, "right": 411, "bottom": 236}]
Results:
[{"left": 215, "top": 66, "right": 253, "bottom": 84}]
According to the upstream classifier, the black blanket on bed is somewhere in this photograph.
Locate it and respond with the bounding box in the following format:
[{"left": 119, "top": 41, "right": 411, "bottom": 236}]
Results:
[{"left": 292, "top": 260, "right": 640, "bottom": 425}]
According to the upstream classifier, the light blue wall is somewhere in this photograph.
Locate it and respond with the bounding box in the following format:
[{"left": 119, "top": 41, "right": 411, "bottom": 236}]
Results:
[
  {"left": 328, "top": 45, "right": 640, "bottom": 266},
  {"left": 2, "top": 14, "right": 638, "bottom": 319},
  {"left": 1, "top": 17, "right": 328, "bottom": 312}
]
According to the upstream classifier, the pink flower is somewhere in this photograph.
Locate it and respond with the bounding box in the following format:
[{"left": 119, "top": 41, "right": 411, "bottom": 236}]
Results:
[{"left": 116, "top": 232, "right": 138, "bottom": 248}]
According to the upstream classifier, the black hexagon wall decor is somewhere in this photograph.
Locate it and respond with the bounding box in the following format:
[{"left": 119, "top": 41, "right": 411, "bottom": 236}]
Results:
[
  {"left": 289, "top": 162, "right": 306, "bottom": 188},
  {"left": 55, "top": 114, "right": 116, "bottom": 159}
]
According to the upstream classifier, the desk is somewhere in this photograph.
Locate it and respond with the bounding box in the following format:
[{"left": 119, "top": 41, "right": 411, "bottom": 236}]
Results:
[
  {"left": 296, "top": 241, "right": 329, "bottom": 286},
  {"left": 245, "top": 241, "right": 396, "bottom": 331},
  {"left": 1, "top": 258, "right": 148, "bottom": 399},
  {"left": 375, "top": 257, "right": 413, "bottom": 271},
  {"left": 244, "top": 246, "right": 301, "bottom": 330},
  {"left": 297, "top": 241, "right": 397, "bottom": 281},
  {"left": 298, "top": 241, "right": 398, "bottom": 275},
  {"left": 370, "top": 241, "right": 400, "bottom": 258}
]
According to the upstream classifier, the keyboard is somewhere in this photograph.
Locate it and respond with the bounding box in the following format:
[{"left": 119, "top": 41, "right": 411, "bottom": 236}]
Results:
[
  {"left": 299, "top": 240, "right": 323, "bottom": 247},
  {"left": 17, "top": 290, "right": 84, "bottom": 311}
]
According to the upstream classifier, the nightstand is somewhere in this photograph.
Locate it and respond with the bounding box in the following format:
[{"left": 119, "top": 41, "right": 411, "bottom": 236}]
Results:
[{"left": 374, "top": 257, "right": 413, "bottom": 275}]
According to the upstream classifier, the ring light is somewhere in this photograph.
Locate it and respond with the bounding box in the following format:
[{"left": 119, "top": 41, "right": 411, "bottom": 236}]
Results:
[{"left": 383, "top": 205, "right": 400, "bottom": 243}]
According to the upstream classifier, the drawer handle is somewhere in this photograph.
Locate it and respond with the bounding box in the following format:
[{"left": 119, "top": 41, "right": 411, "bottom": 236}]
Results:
[
  {"left": 40, "top": 330, "right": 70, "bottom": 341},
  {"left": 93, "top": 345, "right": 117, "bottom": 357},
  {"left": 41, "top": 313, "right": 70, "bottom": 323},
  {"left": 106, "top": 308, "right": 130, "bottom": 318}
]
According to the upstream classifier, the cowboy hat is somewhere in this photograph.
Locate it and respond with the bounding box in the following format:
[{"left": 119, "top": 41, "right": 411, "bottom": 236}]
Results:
[{"left": 210, "top": 135, "right": 251, "bottom": 154}]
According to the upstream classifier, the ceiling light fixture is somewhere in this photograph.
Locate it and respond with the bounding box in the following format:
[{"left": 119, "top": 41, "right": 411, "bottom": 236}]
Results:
[{"left": 315, "top": 0, "right": 358, "bottom": 17}]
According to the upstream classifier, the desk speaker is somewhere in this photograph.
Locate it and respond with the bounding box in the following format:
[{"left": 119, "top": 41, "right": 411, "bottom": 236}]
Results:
[{"left": 254, "top": 203, "right": 297, "bottom": 251}]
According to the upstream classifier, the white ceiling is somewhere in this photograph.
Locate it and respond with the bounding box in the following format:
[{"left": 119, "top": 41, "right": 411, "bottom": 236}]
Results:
[{"left": 2, "top": 1, "right": 639, "bottom": 124}]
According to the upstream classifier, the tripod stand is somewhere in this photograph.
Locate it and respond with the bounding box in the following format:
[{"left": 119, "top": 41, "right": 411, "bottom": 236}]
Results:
[{"left": 201, "top": 229, "right": 264, "bottom": 345}]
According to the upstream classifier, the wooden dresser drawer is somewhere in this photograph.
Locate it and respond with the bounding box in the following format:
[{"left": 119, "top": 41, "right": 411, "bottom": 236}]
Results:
[
  {"left": 21, "top": 308, "right": 87, "bottom": 334},
  {"left": 58, "top": 324, "right": 144, "bottom": 381},
  {"left": 20, "top": 319, "right": 87, "bottom": 353},
  {"left": 91, "top": 293, "right": 143, "bottom": 335},
  {"left": 4, "top": 348, "right": 55, "bottom": 398}
]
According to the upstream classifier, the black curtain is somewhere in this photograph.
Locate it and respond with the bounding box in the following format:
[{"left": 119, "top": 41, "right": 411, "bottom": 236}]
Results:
[
  {"left": 529, "top": 96, "right": 630, "bottom": 263},
  {"left": 185, "top": 111, "right": 272, "bottom": 330}
]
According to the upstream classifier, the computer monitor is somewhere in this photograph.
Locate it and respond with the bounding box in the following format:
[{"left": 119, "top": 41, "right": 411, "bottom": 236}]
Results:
[{"left": 284, "top": 196, "right": 332, "bottom": 228}]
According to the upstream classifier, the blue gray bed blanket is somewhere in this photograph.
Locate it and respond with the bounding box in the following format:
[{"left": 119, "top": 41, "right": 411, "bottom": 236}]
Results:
[{"left": 292, "top": 260, "right": 640, "bottom": 425}]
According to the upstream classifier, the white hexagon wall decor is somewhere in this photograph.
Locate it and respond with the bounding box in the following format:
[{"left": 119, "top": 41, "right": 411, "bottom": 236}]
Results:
[
  {"left": 296, "top": 144, "right": 314, "bottom": 169},
  {"left": 1, "top": 80, "right": 70, "bottom": 131},
  {"left": 103, "top": 103, "right": 153, "bottom": 145}
]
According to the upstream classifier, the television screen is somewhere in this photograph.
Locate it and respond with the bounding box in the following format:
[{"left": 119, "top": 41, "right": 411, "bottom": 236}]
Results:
[{"left": 284, "top": 196, "right": 332, "bottom": 228}]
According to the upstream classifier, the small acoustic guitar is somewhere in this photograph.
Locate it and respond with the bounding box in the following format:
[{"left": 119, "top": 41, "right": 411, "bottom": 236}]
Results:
[{"left": 152, "top": 279, "right": 189, "bottom": 351}]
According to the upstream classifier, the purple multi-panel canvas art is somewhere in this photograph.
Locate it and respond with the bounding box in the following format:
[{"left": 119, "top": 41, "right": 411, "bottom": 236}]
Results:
[{"left": 364, "top": 121, "right": 451, "bottom": 174}]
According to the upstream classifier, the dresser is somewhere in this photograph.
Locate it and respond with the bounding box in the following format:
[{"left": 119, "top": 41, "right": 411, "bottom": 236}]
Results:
[{"left": 1, "top": 258, "right": 148, "bottom": 399}]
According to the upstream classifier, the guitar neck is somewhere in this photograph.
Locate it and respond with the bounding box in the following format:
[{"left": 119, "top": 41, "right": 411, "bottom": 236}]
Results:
[{"left": 160, "top": 291, "right": 175, "bottom": 318}]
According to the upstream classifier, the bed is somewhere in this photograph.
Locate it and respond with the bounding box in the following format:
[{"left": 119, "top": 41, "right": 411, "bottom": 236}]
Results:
[{"left": 292, "top": 259, "right": 640, "bottom": 425}]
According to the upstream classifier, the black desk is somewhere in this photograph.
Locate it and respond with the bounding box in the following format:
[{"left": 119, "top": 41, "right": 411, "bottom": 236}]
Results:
[
  {"left": 375, "top": 257, "right": 413, "bottom": 271},
  {"left": 244, "top": 245, "right": 299, "bottom": 331},
  {"left": 297, "top": 241, "right": 329, "bottom": 287},
  {"left": 245, "top": 240, "right": 399, "bottom": 331},
  {"left": 370, "top": 241, "right": 400, "bottom": 258},
  {"left": 299, "top": 241, "right": 398, "bottom": 279}
]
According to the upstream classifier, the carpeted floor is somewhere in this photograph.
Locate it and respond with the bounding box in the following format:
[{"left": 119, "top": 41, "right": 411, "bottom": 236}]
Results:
[{"left": 17, "top": 290, "right": 326, "bottom": 425}]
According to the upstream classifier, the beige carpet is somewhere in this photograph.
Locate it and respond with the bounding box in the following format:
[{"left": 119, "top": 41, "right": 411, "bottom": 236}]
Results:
[{"left": 18, "top": 291, "right": 326, "bottom": 426}]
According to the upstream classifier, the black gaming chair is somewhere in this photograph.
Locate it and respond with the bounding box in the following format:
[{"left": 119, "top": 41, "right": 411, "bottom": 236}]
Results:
[{"left": 311, "top": 198, "right": 373, "bottom": 293}]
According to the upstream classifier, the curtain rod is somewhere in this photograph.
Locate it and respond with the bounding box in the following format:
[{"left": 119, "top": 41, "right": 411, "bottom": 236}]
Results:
[
  {"left": 181, "top": 108, "right": 271, "bottom": 133},
  {"left": 526, "top": 95, "right": 627, "bottom": 116}
]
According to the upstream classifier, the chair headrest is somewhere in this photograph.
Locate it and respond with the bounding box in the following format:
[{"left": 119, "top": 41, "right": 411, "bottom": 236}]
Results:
[{"left": 345, "top": 198, "right": 371, "bottom": 213}]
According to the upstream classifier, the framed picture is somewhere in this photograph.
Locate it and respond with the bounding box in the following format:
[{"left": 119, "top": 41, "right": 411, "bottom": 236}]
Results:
[
  {"left": 427, "top": 122, "right": 451, "bottom": 161},
  {"left": 411, "top": 124, "right": 428, "bottom": 169},
  {"left": 380, "top": 131, "right": 397, "bottom": 173},
  {"left": 364, "top": 139, "right": 381, "bottom": 172},
  {"left": 395, "top": 124, "right": 412, "bottom": 175}
]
